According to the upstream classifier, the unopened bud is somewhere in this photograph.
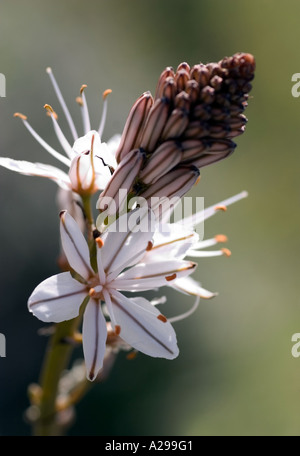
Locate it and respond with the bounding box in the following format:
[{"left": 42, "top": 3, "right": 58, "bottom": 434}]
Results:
[
  {"left": 97, "top": 149, "right": 144, "bottom": 215},
  {"left": 140, "top": 98, "right": 171, "bottom": 152},
  {"left": 115, "top": 92, "right": 153, "bottom": 163},
  {"left": 139, "top": 141, "right": 182, "bottom": 184},
  {"left": 140, "top": 165, "right": 200, "bottom": 201}
]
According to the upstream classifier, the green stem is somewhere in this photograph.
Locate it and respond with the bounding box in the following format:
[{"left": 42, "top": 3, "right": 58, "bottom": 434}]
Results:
[
  {"left": 33, "top": 315, "right": 84, "bottom": 436},
  {"left": 32, "top": 196, "right": 95, "bottom": 436}
]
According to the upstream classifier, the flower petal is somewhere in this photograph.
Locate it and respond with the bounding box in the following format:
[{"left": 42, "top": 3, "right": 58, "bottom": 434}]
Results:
[
  {"left": 60, "top": 211, "right": 94, "bottom": 280},
  {"left": 109, "top": 290, "right": 179, "bottom": 359},
  {"left": 99, "top": 208, "right": 155, "bottom": 277},
  {"left": 144, "top": 222, "right": 198, "bottom": 262},
  {"left": 28, "top": 272, "right": 87, "bottom": 323},
  {"left": 112, "top": 259, "right": 197, "bottom": 291},
  {"left": 82, "top": 299, "right": 107, "bottom": 381},
  {"left": 0, "top": 157, "right": 70, "bottom": 190},
  {"left": 171, "top": 276, "right": 217, "bottom": 299}
]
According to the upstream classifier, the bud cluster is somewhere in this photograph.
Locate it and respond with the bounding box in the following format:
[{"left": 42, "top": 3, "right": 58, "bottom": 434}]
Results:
[{"left": 97, "top": 53, "right": 255, "bottom": 217}]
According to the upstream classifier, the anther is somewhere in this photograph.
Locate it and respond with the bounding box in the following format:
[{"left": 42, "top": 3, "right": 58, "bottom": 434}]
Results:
[
  {"left": 76, "top": 96, "right": 83, "bottom": 106},
  {"left": 14, "top": 112, "right": 27, "bottom": 120},
  {"left": 46, "top": 110, "right": 58, "bottom": 120},
  {"left": 221, "top": 248, "right": 232, "bottom": 257},
  {"left": 102, "top": 89, "right": 112, "bottom": 100},
  {"left": 195, "top": 175, "right": 201, "bottom": 185},
  {"left": 214, "top": 205, "right": 227, "bottom": 212},
  {"left": 126, "top": 351, "right": 138, "bottom": 360},
  {"left": 95, "top": 237, "right": 104, "bottom": 248},
  {"left": 157, "top": 314, "right": 168, "bottom": 323},
  {"left": 115, "top": 325, "right": 121, "bottom": 336},
  {"left": 165, "top": 273, "right": 177, "bottom": 282},
  {"left": 80, "top": 84, "right": 87, "bottom": 95},
  {"left": 146, "top": 241, "right": 153, "bottom": 251},
  {"left": 89, "top": 288, "right": 96, "bottom": 297},
  {"left": 44, "top": 104, "right": 55, "bottom": 114},
  {"left": 214, "top": 234, "right": 228, "bottom": 243}
]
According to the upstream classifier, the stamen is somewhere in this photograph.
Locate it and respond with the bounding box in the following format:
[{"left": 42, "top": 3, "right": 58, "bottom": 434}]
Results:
[
  {"left": 169, "top": 296, "right": 200, "bottom": 323},
  {"left": 79, "top": 84, "right": 91, "bottom": 134},
  {"left": 114, "top": 325, "right": 121, "bottom": 336},
  {"left": 89, "top": 288, "right": 96, "bottom": 297},
  {"left": 102, "top": 289, "right": 118, "bottom": 328},
  {"left": 126, "top": 351, "right": 138, "bottom": 360},
  {"left": 165, "top": 273, "right": 177, "bottom": 282},
  {"left": 80, "top": 84, "right": 87, "bottom": 95},
  {"left": 76, "top": 96, "right": 83, "bottom": 106},
  {"left": 98, "top": 89, "right": 112, "bottom": 139},
  {"left": 95, "top": 237, "right": 104, "bottom": 248},
  {"left": 14, "top": 113, "right": 71, "bottom": 167},
  {"left": 214, "top": 205, "right": 227, "bottom": 211},
  {"left": 46, "top": 67, "right": 78, "bottom": 141},
  {"left": 14, "top": 112, "right": 27, "bottom": 120},
  {"left": 181, "top": 191, "right": 248, "bottom": 227},
  {"left": 214, "top": 234, "right": 228, "bottom": 243},
  {"left": 146, "top": 241, "right": 153, "bottom": 251},
  {"left": 103, "top": 89, "right": 112, "bottom": 100},
  {"left": 221, "top": 248, "right": 232, "bottom": 257},
  {"left": 96, "top": 245, "right": 106, "bottom": 285},
  {"left": 44, "top": 104, "right": 73, "bottom": 159},
  {"left": 46, "top": 110, "right": 58, "bottom": 120},
  {"left": 157, "top": 314, "right": 168, "bottom": 323}
]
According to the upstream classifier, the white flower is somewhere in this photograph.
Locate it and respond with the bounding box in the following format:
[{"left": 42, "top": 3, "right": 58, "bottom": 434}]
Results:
[
  {"left": 28, "top": 209, "right": 197, "bottom": 381},
  {"left": 143, "top": 191, "right": 248, "bottom": 302},
  {"left": 0, "top": 68, "right": 120, "bottom": 196}
]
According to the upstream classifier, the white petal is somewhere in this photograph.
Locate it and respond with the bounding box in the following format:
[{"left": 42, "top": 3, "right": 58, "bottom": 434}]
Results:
[
  {"left": 112, "top": 259, "right": 197, "bottom": 291},
  {"left": 60, "top": 211, "right": 94, "bottom": 280},
  {"left": 28, "top": 272, "right": 87, "bottom": 323},
  {"left": 72, "top": 130, "right": 99, "bottom": 155},
  {"left": 110, "top": 290, "right": 179, "bottom": 359},
  {"left": 99, "top": 208, "right": 155, "bottom": 277},
  {"left": 106, "top": 134, "right": 121, "bottom": 156},
  {"left": 171, "top": 276, "right": 217, "bottom": 299},
  {"left": 82, "top": 300, "right": 107, "bottom": 381},
  {"left": 144, "top": 222, "right": 198, "bottom": 262},
  {"left": 0, "top": 158, "right": 71, "bottom": 190}
]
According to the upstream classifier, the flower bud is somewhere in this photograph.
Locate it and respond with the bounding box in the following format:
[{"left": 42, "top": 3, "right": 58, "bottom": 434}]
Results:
[
  {"left": 97, "top": 148, "right": 144, "bottom": 216},
  {"left": 139, "top": 141, "right": 182, "bottom": 184},
  {"left": 115, "top": 92, "right": 153, "bottom": 163}
]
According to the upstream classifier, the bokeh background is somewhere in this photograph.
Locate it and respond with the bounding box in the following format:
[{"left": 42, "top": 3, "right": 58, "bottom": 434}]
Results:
[{"left": 0, "top": 0, "right": 299, "bottom": 436}]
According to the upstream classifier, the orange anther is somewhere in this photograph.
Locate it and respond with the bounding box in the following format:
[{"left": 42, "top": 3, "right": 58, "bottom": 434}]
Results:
[
  {"left": 14, "top": 112, "right": 27, "bottom": 120},
  {"left": 221, "top": 248, "right": 232, "bottom": 257},
  {"left": 165, "top": 273, "right": 177, "bottom": 282},
  {"left": 95, "top": 237, "right": 104, "bottom": 248},
  {"left": 214, "top": 234, "right": 228, "bottom": 243},
  {"left": 157, "top": 314, "right": 167, "bottom": 323},
  {"left": 103, "top": 89, "right": 112, "bottom": 100},
  {"left": 115, "top": 325, "right": 121, "bottom": 336},
  {"left": 214, "top": 205, "right": 227, "bottom": 212}
]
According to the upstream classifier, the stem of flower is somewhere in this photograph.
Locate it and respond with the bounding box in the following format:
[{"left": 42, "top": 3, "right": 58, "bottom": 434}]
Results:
[
  {"left": 32, "top": 311, "right": 85, "bottom": 436},
  {"left": 31, "top": 196, "right": 96, "bottom": 436}
]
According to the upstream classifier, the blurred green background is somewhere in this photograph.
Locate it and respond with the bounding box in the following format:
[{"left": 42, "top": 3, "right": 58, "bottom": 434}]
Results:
[{"left": 0, "top": 0, "right": 300, "bottom": 436}]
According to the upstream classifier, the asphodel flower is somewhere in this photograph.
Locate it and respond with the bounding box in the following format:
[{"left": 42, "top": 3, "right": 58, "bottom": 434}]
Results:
[
  {"left": 28, "top": 209, "right": 197, "bottom": 381},
  {"left": 0, "top": 68, "right": 119, "bottom": 197},
  {"left": 144, "top": 190, "right": 248, "bottom": 302}
]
